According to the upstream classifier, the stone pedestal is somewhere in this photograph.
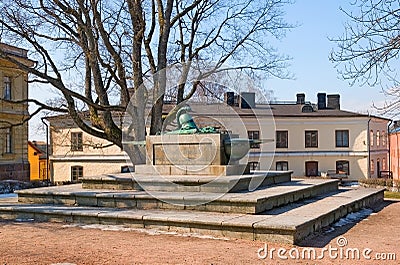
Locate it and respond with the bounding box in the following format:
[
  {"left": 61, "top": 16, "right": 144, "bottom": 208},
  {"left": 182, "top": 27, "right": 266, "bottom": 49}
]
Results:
[{"left": 135, "top": 133, "right": 250, "bottom": 176}]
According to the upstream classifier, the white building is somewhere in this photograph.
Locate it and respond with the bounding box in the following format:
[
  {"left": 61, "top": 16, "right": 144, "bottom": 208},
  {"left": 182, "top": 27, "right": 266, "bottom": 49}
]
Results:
[{"left": 47, "top": 92, "right": 390, "bottom": 182}]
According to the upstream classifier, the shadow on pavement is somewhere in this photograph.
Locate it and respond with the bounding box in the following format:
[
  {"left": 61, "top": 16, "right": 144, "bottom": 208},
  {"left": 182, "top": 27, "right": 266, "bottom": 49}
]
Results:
[{"left": 297, "top": 199, "right": 397, "bottom": 248}]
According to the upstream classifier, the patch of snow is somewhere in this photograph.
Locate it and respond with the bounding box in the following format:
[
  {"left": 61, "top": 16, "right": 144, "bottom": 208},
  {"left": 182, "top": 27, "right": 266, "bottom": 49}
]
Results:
[
  {"left": 62, "top": 223, "right": 230, "bottom": 241},
  {"left": 15, "top": 218, "right": 35, "bottom": 222},
  {"left": 325, "top": 208, "right": 373, "bottom": 233},
  {"left": 332, "top": 208, "right": 373, "bottom": 228},
  {"left": 341, "top": 181, "right": 359, "bottom": 188},
  {"left": 324, "top": 227, "right": 335, "bottom": 233},
  {"left": 0, "top": 193, "right": 17, "bottom": 198}
]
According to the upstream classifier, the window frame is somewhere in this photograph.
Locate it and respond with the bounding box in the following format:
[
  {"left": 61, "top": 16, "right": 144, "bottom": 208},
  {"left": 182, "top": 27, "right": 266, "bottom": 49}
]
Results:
[
  {"left": 382, "top": 157, "right": 386, "bottom": 170},
  {"left": 370, "top": 130, "right": 374, "bottom": 147},
  {"left": 276, "top": 130, "right": 288, "bottom": 148},
  {"left": 71, "top": 132, "right": 83, "bottom": 151},
  {"left": 247, "top": 130, "right": 260, "bottom": 148},
  {"left": 382, "top": 130, "right": 386, "bottom": 147},
  {"left": 305, "top": 130, "right": 318, "bottom": 148},
  {"left": 71, "top": 166, "right": 83, "bottom": 182},
  {"left": 335, "top": 130, "right": 349, "bottom": 147},
  {"left": 376, "top": 131, "right": 380, "bottom": 147},
  {"left": 371, "top": 159, "right": 375, "bottom": 175},
  {"left": 276, "top": 161, "right": 288, "bottom": 171},
  {"left": 5, "top": 127, "right": 12, "bottom": 153},
  {"left": 3, "top": 76, "right": 11, "bottom": 100},
  {"left": 336, "top": 160, "right": 350, "bottom": 175},
  {"left": 248, "top": 161, "right": 259, "bottom": 170}
]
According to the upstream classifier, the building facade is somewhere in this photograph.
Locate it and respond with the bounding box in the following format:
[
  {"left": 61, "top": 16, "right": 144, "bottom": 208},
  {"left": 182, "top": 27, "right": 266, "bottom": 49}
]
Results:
[
  {"left": 389, "top": 123, "right": 400, "bottom": 180},
  {"left": 47, "top": 115, "right": 132, "bottom": 183},
  {"left": 28, "top": 141, "right": 49, "bottom": 181},
  {"left": 269, "top": 103, "right": 389, "bottom": 180},
  {"left": 47, "top": 92, "right": 390, "bottom": 182},
  {"left": 0, "top": 43, "right": 34, "bottom": 181},
  {"left": 192, "top": 92, "right": 390, "bottom": 181}
]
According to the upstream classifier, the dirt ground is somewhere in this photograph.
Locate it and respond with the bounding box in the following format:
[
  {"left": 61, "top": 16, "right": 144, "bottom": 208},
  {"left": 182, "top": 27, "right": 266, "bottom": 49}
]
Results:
[{"left": 0, "top": 199, "right": 399, "bottom": 265}]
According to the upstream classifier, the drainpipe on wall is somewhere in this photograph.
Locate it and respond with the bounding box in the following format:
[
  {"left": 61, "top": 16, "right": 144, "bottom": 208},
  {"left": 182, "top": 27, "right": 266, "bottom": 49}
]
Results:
[
  {"left": 388, "top": 120, "right": 393, "bottom": 178},
  {"left": 41, "top": 117, "right": 50, "bottom": 183},
  {"left": 367, "top": 117, "right": 371, "bottom": 178}
]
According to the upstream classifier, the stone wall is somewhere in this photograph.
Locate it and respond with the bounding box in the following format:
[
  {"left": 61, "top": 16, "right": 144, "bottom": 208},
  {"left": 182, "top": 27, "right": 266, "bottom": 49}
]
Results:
[{"left": 0, "top": 163, "right": 30, "bottom": 182}]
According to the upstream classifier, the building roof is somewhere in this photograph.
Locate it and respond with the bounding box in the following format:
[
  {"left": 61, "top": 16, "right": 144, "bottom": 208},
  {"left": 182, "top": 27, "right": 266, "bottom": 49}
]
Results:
[
  {"left": 28, "top": 141, "right": 48, "bottom": 159},
  {"left": 0, "top": 42, "right": 36, "bottom": 66},
  {"left": 268, "top": 103, "right": 379, "bottom": 118},
  {"left": 390, "top": 126, "right": 400, "bottom": 134},
  {"left": 44, "top": 94, "right": 391, "bottom": 128}
]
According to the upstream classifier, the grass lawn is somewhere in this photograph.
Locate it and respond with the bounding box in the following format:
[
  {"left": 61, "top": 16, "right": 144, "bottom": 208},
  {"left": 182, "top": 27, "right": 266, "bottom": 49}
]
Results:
[{"left": 384, "top": 191, "right": 400, "bottom": 199}]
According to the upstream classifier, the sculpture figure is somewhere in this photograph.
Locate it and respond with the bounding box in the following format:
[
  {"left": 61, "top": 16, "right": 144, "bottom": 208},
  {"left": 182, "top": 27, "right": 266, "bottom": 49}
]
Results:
[
  {"left": 165, "top": 105, "right": 267, "bottom": 161},
  {"left": 166, "top": 105, "right": 216, "bottom": 134}
]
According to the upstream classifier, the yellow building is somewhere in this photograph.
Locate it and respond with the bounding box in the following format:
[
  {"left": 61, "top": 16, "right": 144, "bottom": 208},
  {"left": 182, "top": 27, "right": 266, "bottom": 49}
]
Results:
[
  {"left": 0, "top": 43, "right": 35, "bottom": 181},
  {"left": 28, "top": 141, "right": 49, "bottom": 181}
]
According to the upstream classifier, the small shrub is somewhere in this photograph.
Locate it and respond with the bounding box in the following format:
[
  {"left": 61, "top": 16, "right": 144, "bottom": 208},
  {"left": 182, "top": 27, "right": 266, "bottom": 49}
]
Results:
[
  {"left": 359, "top": 178, "right": 393, "bottom": 187},
  {"left": 394, "top": 179, "right": 400, "bottom": 187}
]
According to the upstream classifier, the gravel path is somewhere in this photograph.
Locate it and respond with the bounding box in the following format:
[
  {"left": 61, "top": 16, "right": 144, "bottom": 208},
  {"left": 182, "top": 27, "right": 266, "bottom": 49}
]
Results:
[{"left": 0, "top": 199, "right": 398, "bottom": 264}]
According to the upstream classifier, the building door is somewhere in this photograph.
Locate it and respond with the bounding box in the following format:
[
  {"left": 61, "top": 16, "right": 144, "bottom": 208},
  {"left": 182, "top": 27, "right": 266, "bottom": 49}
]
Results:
[
  {"left": 305, "top": 161, "right": 318, "bottom": 176},
  {"left": 377, "top": 160, "right": 380, "bottom": 178}
]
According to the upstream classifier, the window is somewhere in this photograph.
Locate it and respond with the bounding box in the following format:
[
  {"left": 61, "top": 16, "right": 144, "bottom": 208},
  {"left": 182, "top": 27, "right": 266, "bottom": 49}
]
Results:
[
  {"left": 382, "top": 130, "right": 386, "bottom": 147},
  {"left": 370, "top": 130, "right": 374, "bottom": 147},
  {"left": 371, "top": 159, "right": 374, "bottom": 175},
  {"left": 382, "top": 157, "right": 386, "bottom": 170},
  {"left": 121, "top": 166, "right": 134, "bottom": 173},
  {"left": 276, "top": 131, "right": 288, "bottom": 148},
  {"left": 376, "top": 131, "right": 380, "bottom": 147},
  {"left": 248, "top": 161, "right": 259, "bottom": 170},
  {"left": 71, "top": 132, "right": 83, "bottom": 151},
  {"left": 71, "top": 166, "right": 83, "bottom": 182},
  {"left": 305, "top": 161, "right": 318, "bottom": 176},
  {"left": 3, "top": 76, "right": 11, "bottom": 100},
  {"left": 5, "top": 128, "right": 12, "bottom": 153},
  {"left": 247, "top": 130, "right": 260, "bottom": 148},
  {"left": 336, "top": 130, "right": 349, "bottom": 147},
  {"left": 305, "top": 130, "right": 318, "bottom": 148},
  {"left": 276, "top": 161, "right": 288, "bottom": 171},
  {"left": 336, "top": 160, "right": 349, "bottom": 175}
]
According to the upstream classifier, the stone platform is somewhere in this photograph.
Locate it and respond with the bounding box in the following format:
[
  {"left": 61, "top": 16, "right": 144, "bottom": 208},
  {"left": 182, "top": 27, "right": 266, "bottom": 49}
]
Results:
[
  {"left": 0, "top": 184, "right": 383, "bottom": 244},
  {"left": 0, "top": 171, "right": 385, "bottom": 244},
  {"left": 16, "top": 178, "right": 338, "bottom": 214},
  {"left": 81, "top": 171, "right": 292, "bottom": 193}
]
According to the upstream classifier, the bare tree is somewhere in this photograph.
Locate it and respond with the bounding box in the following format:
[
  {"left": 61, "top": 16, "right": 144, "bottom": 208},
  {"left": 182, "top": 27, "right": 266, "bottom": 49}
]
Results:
[
  {"left": 330, "top": 1, "right": 400, "bottom": 86},
  {"left": 0, "top": 0, "right": 293, "bottom": 163}
]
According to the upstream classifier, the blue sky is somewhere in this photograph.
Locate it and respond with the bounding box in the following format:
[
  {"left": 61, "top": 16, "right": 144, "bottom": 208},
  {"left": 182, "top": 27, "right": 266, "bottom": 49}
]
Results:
[
  {"left": 265, "top": 0, "right": 389, "bottom": 114},
  {"left": 29, "top": 0, "right": 392, "bottom": 140}
]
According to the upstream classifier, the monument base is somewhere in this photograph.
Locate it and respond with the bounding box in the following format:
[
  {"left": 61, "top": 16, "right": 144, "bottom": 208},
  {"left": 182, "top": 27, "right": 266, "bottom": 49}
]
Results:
[{"left": 135, "top": 164, "right": 250, "bottom": 176}]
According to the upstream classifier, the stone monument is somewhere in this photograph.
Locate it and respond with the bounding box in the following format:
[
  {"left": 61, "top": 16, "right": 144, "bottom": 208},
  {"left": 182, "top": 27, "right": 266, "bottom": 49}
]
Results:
[{"left": 135, "top": 105, "right": 262, "bottom": 176}]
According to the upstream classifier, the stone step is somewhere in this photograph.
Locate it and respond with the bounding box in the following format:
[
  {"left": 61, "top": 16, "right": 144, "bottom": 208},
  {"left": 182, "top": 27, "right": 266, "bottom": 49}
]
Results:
[
  {"left": 81, "top": 171, "right": 292, "bottom": 193},
  {"left": 16, "top": 179, "right": 339, "bottom": 214},
  {"left": 0, "top": 187, "right": 384, "bottom": 244}
]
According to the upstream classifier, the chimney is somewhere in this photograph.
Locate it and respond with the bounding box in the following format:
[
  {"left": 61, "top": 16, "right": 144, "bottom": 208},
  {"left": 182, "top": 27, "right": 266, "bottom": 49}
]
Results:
[
  {"left": 240, "top": 92, "right": 255, "bottom": 109},
  {"left": 225, "top": 92, "right": 235, "bottom": 106},
  {"left": 296, "top": 93, "right": 305, "bottom": 104},
  {"left": 317, "top": 93, "right": 326, "bottom": 110},
  {"left": 327, "top": 94, "right": 340, "bottom": 110}
]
